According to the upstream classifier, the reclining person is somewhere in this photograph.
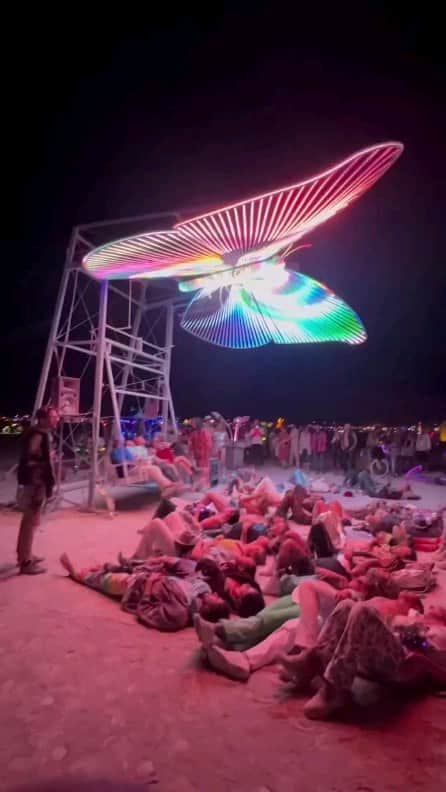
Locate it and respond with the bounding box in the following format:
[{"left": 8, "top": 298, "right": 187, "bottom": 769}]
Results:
[
  {"left": 237, "top": 476, "right": 284, "bottom": 514},
  {"left": 59, "top": 552, "right": 231, "bottom": 632},
  {"left": 196, "top": 557, "right": 265, "bottom": 617},
  {"left": 280, "top": 597, "right": 445, "bottom": 720},
  {"left": 123, "top": 497, "right": 268, "bottom": 617},
  {"left": 194, "top": 563, "right": 427, "bottom": 682},
  {"left": 127, "top": 494, "right": 269, "bottom": 574},
  {"left": 131, "top": 502, "right": 203, "bottom": 560},
  {"left": 348, "top": 466, "right": 420, "bottom": 500},
  {"left": 309, "top": 502, "right": 346, "bottom": 555},
  {"left": 192, "top": 491, "right": 241, "bottom": 532},
  {"left": 195, "top": 577, "right": 340, "bottom": 681}
]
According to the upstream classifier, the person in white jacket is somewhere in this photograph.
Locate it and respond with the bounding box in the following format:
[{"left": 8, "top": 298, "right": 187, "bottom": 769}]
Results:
[
  {"left": 288, "top": 425, "right": 300, "bottom": 467},
  {"left": 299, "top": 426, "right": 312, "bottom": 467},
  {"left": 415, "top": 428, "right": 432, "bottom": 465}
]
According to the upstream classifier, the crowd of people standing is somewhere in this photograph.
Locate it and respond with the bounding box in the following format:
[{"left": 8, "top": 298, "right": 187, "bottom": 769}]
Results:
[{"left": 245, "top": 421, "right": 444, "bottom": 476}]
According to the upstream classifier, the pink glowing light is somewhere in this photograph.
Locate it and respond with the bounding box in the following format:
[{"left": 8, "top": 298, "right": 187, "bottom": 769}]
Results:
[
  {"left": 175, "top": 142, "right": 403, "bottom": 253},
  {"left": 83, "top": 142, "right": 403, "bottom": 281}
]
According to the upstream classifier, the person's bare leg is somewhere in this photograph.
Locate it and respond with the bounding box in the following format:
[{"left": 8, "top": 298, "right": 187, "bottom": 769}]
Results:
[
  {"left": 144, "top": 464, "right": 173, "bottom": 490},
  {"left": 194, "top": 466, "right": 209, "bottom": 491},
  {"left": 280, "top": 599, "right": 354, "bottom": 687},
  {"left": 293, "top": 578, "right": 338, "bottom": 648},
  {"left": 133, "top": 517, "right": 176, "bottom": 558},
  {"left": 60, "top": 553, "right": 78, "bottom": 579},
  {"left": 198, "top": 491, "right": 229, "bottom": 512},
  {"left": 174, "top": 456, "right": 193, "bottom": 476},
  {"left": 279, "top": 647, "right": 324, "bottom": 687}
]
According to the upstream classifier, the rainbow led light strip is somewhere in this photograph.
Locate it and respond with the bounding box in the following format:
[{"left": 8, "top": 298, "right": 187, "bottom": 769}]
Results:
[
  {"left": 82, "top": 142, "right": 403, "bottom": 348},
  {"left": 181, "top": 268, "right": 367, "bottom": 348}
]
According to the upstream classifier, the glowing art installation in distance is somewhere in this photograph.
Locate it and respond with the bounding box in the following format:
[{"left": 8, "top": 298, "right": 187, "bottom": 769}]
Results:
[{"left": 81, "top": 141, "right": 403, "bottom": 348}]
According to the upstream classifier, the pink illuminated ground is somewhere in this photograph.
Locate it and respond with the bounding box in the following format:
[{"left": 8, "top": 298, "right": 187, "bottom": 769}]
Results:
[{"left": 1, "top": 477, "right": 445, "bottom": 792}]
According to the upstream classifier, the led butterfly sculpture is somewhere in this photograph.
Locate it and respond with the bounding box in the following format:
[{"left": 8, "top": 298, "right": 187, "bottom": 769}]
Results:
[{"left": 83, "top": 142, "right": 403, "bottom": 349}]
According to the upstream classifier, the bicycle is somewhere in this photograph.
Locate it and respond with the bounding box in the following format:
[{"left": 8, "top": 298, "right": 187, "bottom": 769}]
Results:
[
  {"left": 370, "top": 455, "right": 390, "bottom": 478},
  {"left": 366, "top": 443, "right": 390, "bottom": 478}
]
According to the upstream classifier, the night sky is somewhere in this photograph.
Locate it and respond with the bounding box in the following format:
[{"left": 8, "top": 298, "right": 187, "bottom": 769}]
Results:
[{"left": 7, "top": 6, "right": 445, "bottom": 424}]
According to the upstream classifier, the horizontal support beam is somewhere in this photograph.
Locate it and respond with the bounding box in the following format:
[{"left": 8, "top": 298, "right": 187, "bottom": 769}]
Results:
[
  {"left": 114, "top": 388, "right": 169, "bottom": 401},
  {"left": 51, "top": 342, "right": 167, "bottom": 378},
  {"left": 76, "top": 211, "right": 181, "bottom": 233},
  {"left": 105, "top": 324, "right": 168, "bottom": 354},
  {"left": 106, "top": 337, "right": 166, "bottom": 364},
  {"left": 108, "top": 354, "right": 164, "bottom": 377},
  {"left": 54, "top": 342, "right": 96, "bottom": 357}
]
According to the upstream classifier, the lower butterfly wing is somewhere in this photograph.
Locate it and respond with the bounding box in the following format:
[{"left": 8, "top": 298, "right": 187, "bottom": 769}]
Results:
[
  {"left": 180, "top": 270, "right": 366, "bottom": 349},
  {"left": 180, "top": 285, "right": 271, "bottom": 348},
  {"left": 248, "top": 271, "right": 367, "bottom": 345}
]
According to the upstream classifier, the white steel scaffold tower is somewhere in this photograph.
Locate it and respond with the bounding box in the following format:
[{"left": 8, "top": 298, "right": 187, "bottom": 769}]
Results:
[{"left": 34, "top": 213, "right": 186, "bottom": 509}]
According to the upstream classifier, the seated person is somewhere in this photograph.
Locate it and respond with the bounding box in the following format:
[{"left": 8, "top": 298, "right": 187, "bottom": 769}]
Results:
[
  {"left": 59, "top": 552, "right": 231, "bottom": 631},
  {"left": 111, "top": 437, "right": 181, "bottom": 495},
  {"left": 110, "top": 436, "right": 134, "bottom": 477},
  {"left": 130, "top": 436, "right": 150, "bottom": 461},
  {"left": 276, "top": 484, "right": 314, "bottom": 524},
  {"left": 152, "top": 434, "right": 175, "bottom": 464},
  {"left": 152, "top": 435, "right": 195, "bottom": 482}
]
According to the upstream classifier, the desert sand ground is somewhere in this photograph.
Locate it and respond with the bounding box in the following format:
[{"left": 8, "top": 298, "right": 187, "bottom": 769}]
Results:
[{"left": 1, "top": 469, "right": 445, "bottom": 792}]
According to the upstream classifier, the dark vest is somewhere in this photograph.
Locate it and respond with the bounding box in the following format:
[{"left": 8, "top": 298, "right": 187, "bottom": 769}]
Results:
[{"left": 17, "top": 428, "right": 54, "bottom": 489}]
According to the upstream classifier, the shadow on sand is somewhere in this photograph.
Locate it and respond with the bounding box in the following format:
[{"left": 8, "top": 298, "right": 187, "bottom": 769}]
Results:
[
  {"left": 12, "top": 778, "right": 155, "bottom": 792},
  {"left": 0, "top": 561, "right": 18, "bottom": 581}
]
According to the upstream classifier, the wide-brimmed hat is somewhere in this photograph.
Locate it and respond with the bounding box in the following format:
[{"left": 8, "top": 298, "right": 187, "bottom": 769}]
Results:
[{"left": 175, "top": 526, "right": 201, "bottom": 547}]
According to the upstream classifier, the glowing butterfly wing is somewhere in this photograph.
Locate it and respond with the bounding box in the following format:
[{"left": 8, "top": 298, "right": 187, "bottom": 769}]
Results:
[
  {"left": 180, "top": 271, "right": 366, "bottom": 349},
  {"left": 82, "top": 229, "right": 225, "bottom": 281},
  {"left": 82, "top": 142, "right": 402, "bottom": 281},
  {"left": 176, "top": 142, "right": 403, "bottom": 254}
]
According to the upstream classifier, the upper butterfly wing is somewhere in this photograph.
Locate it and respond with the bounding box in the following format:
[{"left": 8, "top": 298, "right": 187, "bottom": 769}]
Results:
[
  {"left": 82, "top": 229, "right": 225, "bottom": 281},
  {"left": 176, "top": 142, "right": 403, "bottom": 254}
]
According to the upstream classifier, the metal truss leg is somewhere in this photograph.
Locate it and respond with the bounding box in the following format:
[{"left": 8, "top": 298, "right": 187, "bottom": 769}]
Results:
[{"left": 88, "top": 280, "right": 108, "bottom": 509}]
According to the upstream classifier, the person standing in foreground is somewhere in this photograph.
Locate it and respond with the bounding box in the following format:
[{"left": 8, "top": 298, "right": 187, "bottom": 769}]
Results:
[{"left": 16, "top": 406, "right": 59, "bottom": 574}]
